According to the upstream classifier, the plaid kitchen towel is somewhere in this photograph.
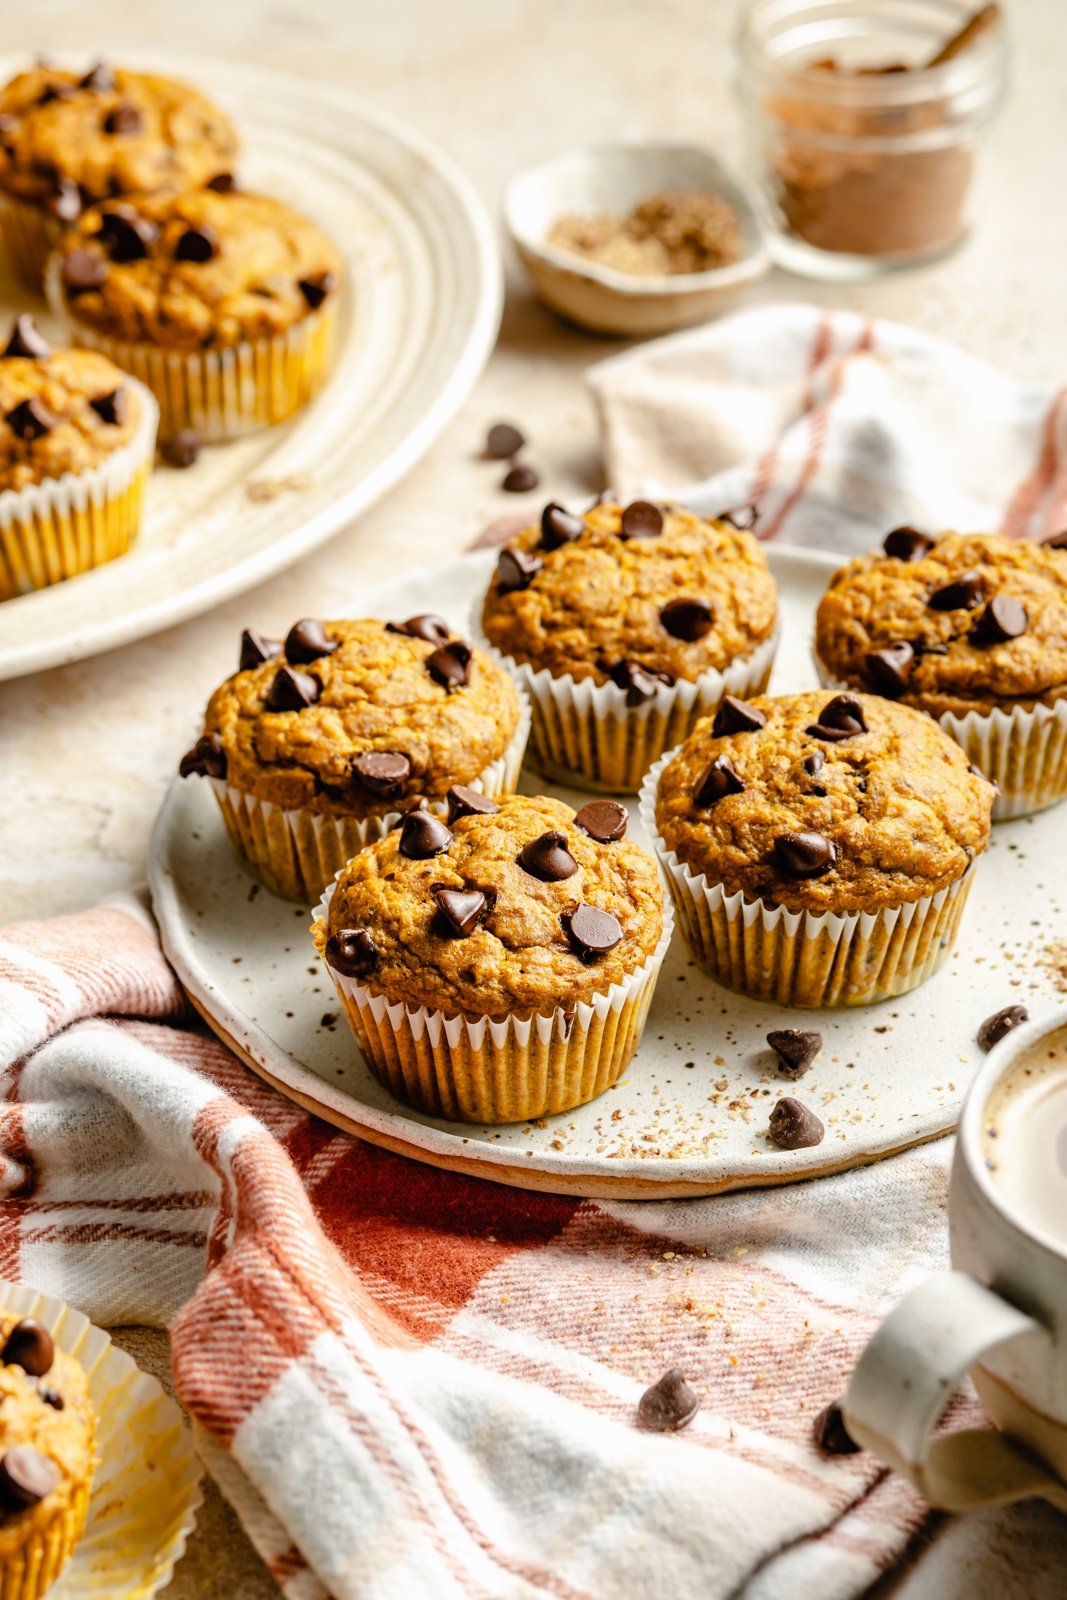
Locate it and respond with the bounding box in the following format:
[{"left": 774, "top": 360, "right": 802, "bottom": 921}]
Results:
[{"left": 0, "top": 895, "right": 978, "bottom": 1600}]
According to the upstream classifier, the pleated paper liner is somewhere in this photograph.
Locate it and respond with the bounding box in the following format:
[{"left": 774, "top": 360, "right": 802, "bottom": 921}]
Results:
[
  {"left": 0, "top": 192, "right": 65, "bottom": 292},
  {"left": 0, "top": 382, "right": 158, "bottom": 602},
  {"left": 639, "top": 751, "right": 979, "bottom": 1009},
  {"left": 312, "top": 881, "right": 674, "bottom": 1124},
  {"left": 0, "top": 1281, "right": 201, "bottom": 1600}
]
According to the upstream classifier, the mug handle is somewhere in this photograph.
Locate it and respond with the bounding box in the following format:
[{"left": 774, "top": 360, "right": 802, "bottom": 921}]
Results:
[{"left": 844, "top": 1270, "right": 1062, "bottom": 1510}]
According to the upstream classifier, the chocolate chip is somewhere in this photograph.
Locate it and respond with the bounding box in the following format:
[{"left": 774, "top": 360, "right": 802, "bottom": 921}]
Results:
[
  {"left": 446, "top": 785, "right": 499, "bottom": 823},
  {"left": 694, "top": 754, "right": 745, "bottom": 806},
  {"left": 865, "top": 641, "right": 915, "bottom": 698},
  {"left": 2, "top": 315, "right": 51, "bottom": 360},
  {"left": 325, "top": 928, "right": 378, "bottom": 979},
  {"left": 298, "top": 271, "right": 336, "bottom": 310},
  {"left": 768, "top": 1097, "right": 825, "bottom": 1149},
  {"left": 813, "top": 1401, "right": 860, "bottom": 1455},
  {"left": 5, "top": 397, "right": 58, "bottom": 442},
  {"left": 178, "top": 732, "right": 226, "bottom": 780},
  {"left": 284, "top": 619, "right": 339, "bottom": 665},
  {"left": 62, "top": 247, "right": 108, "bottom": 295},
  {"left": 767, "top": 1029, "right": 822, "bottom": 1079},
  {"left": 38, "top": 82, "right": 76, "bottom": 106},
  {"left": 971, "top": 595, "right": 1028, "bottom": 645},
  {"left": 773, "top": 830, "right": 836, "bottom": 878},
  {"left": 89, "top": 387, "right": 126, "bottom": 426},
  {"left": 540, "top": 501, "right": 584, "bottom": 550},
  {"left": 80, "top": 61, "right": 116, "bottom": 92},
  {"left": 619, "top": 499, "right": 663, "bottom": 539},
  {"left": 637, "top": 1368, "right": 699, "bottom": 1432},
  {"left": 239, "top": 628, "right": 283, "bottom": 672},
  {"left": 1, "top": 1320, "right": 53, "bottom": 1377},
  {"left": 103, "top": 103, "right": 142, "bottom": 135},
  {"left": 400, "top": 811, "right": 453, "bottom": 859},
  {"left": 803, "top": 749, "right": 825, "bottom": 778},
  {"left": 608, "top": 660, "right": 673, "bottom": 706},
  {"left": 97, "top": 207, "right": 156, "bottom": 262},
  {"left": 265, "top": 666, "right": 320, "bottom": 711},
  {"left": 0, "top": 1447, "right": 57, "bottom": 1511},
  {"left": 161, "top": 429, "right": 200, "bottom": 468},
  {"left": 484, "top": 422, "right": 525, "bottom": 460},
  {"left": 174, "top": 225, "right": 218, "bottom": 264},
  {"left": 883, "top": 526, "right": 934, "bottom": 562},
  {"left": 660, "top": 598, "right": 714, "bottom": 642},
  {"left": 386, "top": 614, "right": 451, "bottom": 645},
  {"left": 977, "top": 1004, "right": 1029, "bottom": 1052},
  {"left": 1043, "top": 529, "right": 1067, "bottom": 550},
  {"left": 496, "top": 546, "right": 542, "bottom": 593},
  {"left": 807, "top": 693, "right": 867, "bottom": 741},
  {"left": 574, "top": 799, "right": 627, "bottom": 843},
  {"left": 352, "top": 751, "right": 411, "bottom": 798},
  {"left": 712, "top": 695, "right": 767, "bottom": 736},
  {"left": 434, "top": 887, "right": 490, "bottom": 937},
  {"left": 46, "top": 178, "right": 82, "bottom": 223},
  {"left": 519, "top": 830, "right": 577, "bottom": 882},
  {"left": 39, "top": 1388, "right": 64, "bottom": 1411},
  {"left": 206, "top": 171, "right": 237, "bottom": 193},
  {"left": 928, "top": 570, "right": 984, "bottom": 612},
  {"left": 427, "top": 640, "right": 472, "bottom": 692},
  {"left": 719, "top": 503, "right": 758, "bottom": 531},
  {"left": 502, "top": 463, "right": 539, "bottom": 493},
  {"left": 563, "top": 903, "right": 623, "bottom": 962}
]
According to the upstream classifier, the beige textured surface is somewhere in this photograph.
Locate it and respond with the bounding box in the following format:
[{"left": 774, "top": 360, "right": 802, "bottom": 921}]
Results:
[{"left": 3, "top": 2, "right": 1067, "bottom": 1596}]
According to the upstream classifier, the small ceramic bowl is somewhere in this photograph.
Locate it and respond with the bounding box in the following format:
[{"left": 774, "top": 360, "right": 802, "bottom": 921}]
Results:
[{"left": 504, "top": 142, "right": 768, "bottom": 337}]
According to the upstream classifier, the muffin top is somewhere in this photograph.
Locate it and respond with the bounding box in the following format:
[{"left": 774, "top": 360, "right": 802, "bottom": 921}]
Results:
[
  {"left": 52, "top": 188, "right": 343, "bottom": 350},
  {"left": 318, "top": 793, "right": 664, "bottom": 1017},
  {"left": 0, "top": 1313, "right": 94, "bottom": 1556},
  {"left": 654, "top": 689, "right": 993, "bottom": 913},
  {"left": 182, "top": 615, "right": 522, "bottom": 817},
  {"left": 480, "top": 498, "right": 778, "bottom": 689},
  {"left": 0, "top": 63, "right": 236, "bottom": 213},
  {"left": 0, "top": 317, "right": 145, "bottom": 492},
  {"left": 815, "top": 530, "right": 1067, "bottom": 718}
]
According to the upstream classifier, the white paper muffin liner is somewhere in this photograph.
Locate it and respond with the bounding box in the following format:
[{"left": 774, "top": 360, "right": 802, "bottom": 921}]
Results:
[
  {"left": 311, "top": 881, "right": 674, "bottom": 1124},
  {"left": 639, "top": 750, "right": 978, "bottom": 1008},
  {"left": 472, "top": 603, "right": 780, "bottom": 793},
  {"left": 205, "top": 689, "right": 532, "bottom": 903},
  {"left": 812, "top": 651, "right": 1067, "bottom": 822},
  {"left": 0, "top": 379, "right": 158, "bottom": 600}
]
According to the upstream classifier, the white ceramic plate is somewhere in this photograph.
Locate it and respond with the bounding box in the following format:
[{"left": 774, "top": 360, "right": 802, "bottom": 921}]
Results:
[
  {"left": 149, "top": 546, "right": 1067, "bottom": 1198},
  {"left": 0, "top": 53, "right": 502, "bottom": 681}
]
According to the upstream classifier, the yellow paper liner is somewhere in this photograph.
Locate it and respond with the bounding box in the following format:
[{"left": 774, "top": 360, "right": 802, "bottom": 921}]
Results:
[{"left": 0, "top": 192, "right": 65, "bottom": 292}]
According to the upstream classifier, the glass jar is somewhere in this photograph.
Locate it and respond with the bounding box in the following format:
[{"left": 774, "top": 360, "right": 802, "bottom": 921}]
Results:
[{"left": 734, "top": 0, "right": 1008, "bottom": 279}]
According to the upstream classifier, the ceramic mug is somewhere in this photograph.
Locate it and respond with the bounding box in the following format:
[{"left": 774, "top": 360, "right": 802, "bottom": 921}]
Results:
[{"left": 844, "top": 1003, "right": 1067, "bottom": 1512}]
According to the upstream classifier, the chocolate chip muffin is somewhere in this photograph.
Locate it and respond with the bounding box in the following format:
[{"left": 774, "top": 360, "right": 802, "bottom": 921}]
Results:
[
  {"left": 0, "top": 61, "right": 237, "bottom": 289},
  {"left": 477, "top": 497, "right": 779, "bottom": 791},
  {"left": 0, "top": 316, "right": 157, "bottom": 599},
  {"left": 47, "top": 187, "right": 342, "bottom": 440},
  {"left": 0, "top": 1313, "right": 95, "bottom": 1600},
  {"left": 815, "top": 530, "right": 1067, "bottom": 818},
  {"left": 642, "top": 689, "right": 993, "bottom": 1006},
  {"left": 313, "top": 792, "right": 670, "bottom": 1121},
  {"left": 179, "top": 614, "right": 529, "bottom": 902}
]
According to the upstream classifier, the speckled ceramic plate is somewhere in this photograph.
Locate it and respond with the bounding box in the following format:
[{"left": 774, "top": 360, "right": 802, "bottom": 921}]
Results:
[
  {"left": 0, "top": 52, "right": 501, "bottom": 681},
  {"left": 149, "top": 547, "right": 1067, "bottom": 1198}
]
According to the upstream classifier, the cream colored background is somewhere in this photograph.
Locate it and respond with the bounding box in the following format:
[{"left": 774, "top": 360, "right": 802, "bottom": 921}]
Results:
[{"left": 1, "top": 0, "right": 1064, "bottom": 1594}]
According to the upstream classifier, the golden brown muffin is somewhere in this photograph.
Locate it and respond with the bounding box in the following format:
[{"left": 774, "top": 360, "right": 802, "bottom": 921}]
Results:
[
  {"left": 51, "top": 187, "right": 342, "bottom": 352},
  {"left": 481, "top": 498, "right": 778, "bottom": 686},
  {"left": 321, "top": 792, "right": 664, "bottom": 1017},
  {"left": 815, "top": 531, "right": 1067, "bottom": 719},
  {"left": 655, "top": 689, "right": 992, "bottom": 914}
]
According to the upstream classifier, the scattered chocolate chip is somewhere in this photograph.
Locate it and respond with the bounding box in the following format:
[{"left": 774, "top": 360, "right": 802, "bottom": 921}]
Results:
[
  {"left": 103, "top": 102, "right": 142, "bottom": 135},
  {"left": 807, "top": 694, "right": 867, "bottom": 741},
  {"left": 712, "top": 695, "right": 767, "bottom": 737},
  {"left": 1, "top": 1321, "right": 53, "bottom": 1377},
  {"left": 574, "top": 799, "right": 627, "bottom": 843},
  {"left": 883, "top": 526, "right": 934, "bottom": 562},
  {"left": 178, "top": 732, "right": 226, "bottom": 780},
  {"left": 774, "top": 830, "right": 836, "bottom": 878},
  {"left": 540, "top": 501, "right": 585, "bottom": 550},
  {"left": 265, "top": 665, "right": 320, "bottom": 711},
  {"left": 434, "top": 887, "right": 490, "bottom": 938},
  {"left": 239, "top": 629, "right": 283, "bottom": 672},
  {"left": 161, "top": 428, "right": 201, "bottom": 468},
  {"left": 325, "top": 928, "right": 378, "bottom": 979},
  {"left": 619, "top": 499, "right": 663, "bottom": 539},
  {"left": 563, "top": 903, "right": 623, "bottom": 962},
  {"left": 97, "top": 207, "right": 156, "bottom": 262},
  {"left": 89, "top": 387, "right": 126, "bottom": 426},
  {"left": 284, "top": 618, "right": 339, "bottom": 665},
  {"left": 0, "top": 1447, "right": 56, "bottom": 1511},
  {"left": 38, "top": 1388, "right": 63, "bottom": 1411},
  {"left": 400, "top": 810, "right": 453, "bottom": 859},
  {"left": 803, "top": 749, "right": 825, "bottom": 778},
  {"left": 1043, "top": 529, "right": 1067, "bottom": 550},
  {"left": 62, "top": 247, "right": 108, "bottom": 295},
  {"left": 80, "top": 61, "right": 116, "bottom": 92},
  {"left": 813, "top": 1401, "right": 860, "bottom": 1455},
  {"left": 206, "top": 171, "right": 237, "bottom": 193},
  {"left": 637, "top": 1368, "right": 699, "bottom": 1433},
  {"left": 768, "top": 1097, "right": 825, "bottom": 1150},
  {"left": 928, "top": 570, "right": 984, "bottom": 612},
  {"left": 977, "top": 1004, "right": 1029, "bottom": 1052},
  {"left": 386, "top": 614, "right": 451, "bottom": 645},
  {"left": 971, "top": 595, "right": 1028, "bottom": 645},
  {"left": 660, "top": 598, "right": 714, "bottom": 642},
  {"left": 767, "top": 1029, "right": 822, "bottom": 1079},
  {"left": 351, "top": 750, "right": 411, "bottom": 798},
  {"left": 297, "top": 270, "right": 336, "bottom": 310},
  {"left": 46, "top": 177, "right": 81, "bottom": 222},
  {"left": 865, "top": 641, "right": 915, "bottom": 698},
  {"left": 446, "top": 785, "right": 499, "bottom": 823},
  {"left": 496, "top": 546, "right": 542, "bottom": 593},
  {"left": 2, "top": 315, "right": 51, "bottom": 360},
  {"left": 719, "top": 503, "right": 758, "bottom": 531},
  {"left": 608, "top": 660, "right": 673, "bottom": 705},
  {"left": 694, "top": 754, "right": 745, "bottom": 806},
  {"left": 519, "top": 830, "right": 577, "bottom": 882},
  {"left": 502, "top": 463, "right": 539, "bottom": 493},
  {"left": 484, "top": 422, "right": 525, "bottom": 460},
  {"left": 174, "top": 224, "right": 218, "bottom": 264},
  {"left": 5, "top": 397, "right": 58, "bottom": 442},
  {"left": 427, "top": 640, "right": 472, "bottom": 692}
]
